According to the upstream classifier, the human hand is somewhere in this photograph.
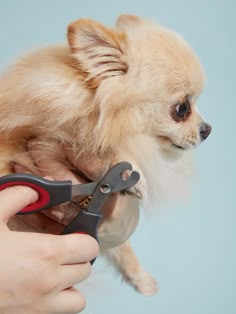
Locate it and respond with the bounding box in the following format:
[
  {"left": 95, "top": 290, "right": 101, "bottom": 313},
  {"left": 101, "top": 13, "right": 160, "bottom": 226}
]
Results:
[
  {"left": 0, "top": 186, "right": 99, "bottom": 314},
  {"left": 11, "top": 140, "right": 89, "bottom": 234}
]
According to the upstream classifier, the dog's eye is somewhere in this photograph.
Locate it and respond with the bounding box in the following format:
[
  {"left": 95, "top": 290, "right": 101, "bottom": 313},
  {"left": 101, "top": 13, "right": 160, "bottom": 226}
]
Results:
[{"left": 172, "top": 101, "right": 191, "bottom": 121}]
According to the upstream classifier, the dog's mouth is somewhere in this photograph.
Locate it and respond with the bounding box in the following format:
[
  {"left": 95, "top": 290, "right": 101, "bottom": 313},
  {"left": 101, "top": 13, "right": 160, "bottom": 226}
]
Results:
[
  {"left": 172, "top": 143, "right": 186, "bottom": 150},
  {"left": 157, "top": 136, "right": 187, "bottom": 151}
]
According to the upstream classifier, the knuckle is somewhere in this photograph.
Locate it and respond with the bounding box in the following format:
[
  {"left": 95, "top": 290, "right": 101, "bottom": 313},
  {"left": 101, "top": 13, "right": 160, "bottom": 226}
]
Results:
[
  {"left": 38, "top": 275, "right": 58, "bottom": 294},
  {"left": 83, "top": 262, "right": 92, "bottom": 278},
  {"left": 76, "top": 263, "right": 92, "bottom": 283},
  {"left": 38, "top": 241, "right": 56, "bottom": 263}
]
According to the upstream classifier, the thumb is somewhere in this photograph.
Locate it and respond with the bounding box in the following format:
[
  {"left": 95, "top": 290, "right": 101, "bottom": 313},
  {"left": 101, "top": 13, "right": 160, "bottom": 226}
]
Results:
[{"left": 0, "top": 186, "right": 38, "bottom": 224}]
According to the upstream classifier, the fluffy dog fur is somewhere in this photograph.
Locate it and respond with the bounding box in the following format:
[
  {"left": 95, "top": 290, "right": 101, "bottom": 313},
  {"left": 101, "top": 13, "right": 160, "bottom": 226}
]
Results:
[{"left": 0, "top": 14, "right": 211, "bottom": 295}]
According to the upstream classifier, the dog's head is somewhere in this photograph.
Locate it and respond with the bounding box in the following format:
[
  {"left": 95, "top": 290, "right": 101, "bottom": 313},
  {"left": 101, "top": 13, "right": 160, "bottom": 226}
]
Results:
[{"left": 67, "top": 14, "right": 211, "bottom": 156}]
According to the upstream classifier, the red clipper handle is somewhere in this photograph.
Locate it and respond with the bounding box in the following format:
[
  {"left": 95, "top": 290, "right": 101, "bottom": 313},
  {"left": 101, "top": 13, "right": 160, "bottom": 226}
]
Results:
[
  {"left": 0, "top": 173, "right": 72, "bottom": 214},
  {"left": 0, "top": 180, "right": 50, "bottom": 213}
]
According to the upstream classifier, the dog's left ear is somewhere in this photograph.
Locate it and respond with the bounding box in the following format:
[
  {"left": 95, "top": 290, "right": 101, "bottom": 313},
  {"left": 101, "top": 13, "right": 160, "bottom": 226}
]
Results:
[{"left": 67, "top": 19, "right": 128, "bottom": 88}]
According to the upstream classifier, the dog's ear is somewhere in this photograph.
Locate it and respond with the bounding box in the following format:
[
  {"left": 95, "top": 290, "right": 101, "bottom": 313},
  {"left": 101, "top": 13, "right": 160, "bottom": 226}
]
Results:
[
  {"left": 67, "top": 19, "right": 128, "bottom": 88},
  {"left": 116, "top": 14, "right": 150, "bottom": 30}
]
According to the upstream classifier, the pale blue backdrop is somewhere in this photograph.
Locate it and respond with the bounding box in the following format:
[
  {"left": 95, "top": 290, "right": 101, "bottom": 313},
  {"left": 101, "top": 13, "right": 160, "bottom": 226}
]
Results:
[{"left": 0, "top": 1, "right": 235, "bottom": 313}]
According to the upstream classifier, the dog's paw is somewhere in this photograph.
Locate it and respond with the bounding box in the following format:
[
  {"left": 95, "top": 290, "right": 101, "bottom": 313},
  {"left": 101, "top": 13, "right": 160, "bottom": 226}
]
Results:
[
  {"left": 124, "top": 268, "right": 159, "bottom": 296},
  {"left": 128, "top": 171, "right": 148, "bottom": 206}
]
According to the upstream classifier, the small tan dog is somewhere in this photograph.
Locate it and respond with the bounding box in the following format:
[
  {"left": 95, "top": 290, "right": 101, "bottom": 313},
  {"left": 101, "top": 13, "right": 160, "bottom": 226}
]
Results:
[{"left": 0, "top": 14, "right": 211, "bottom": 295}]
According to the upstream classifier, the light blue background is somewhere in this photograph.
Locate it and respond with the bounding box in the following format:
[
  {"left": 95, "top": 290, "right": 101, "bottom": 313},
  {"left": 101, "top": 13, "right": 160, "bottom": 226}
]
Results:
[{"left": 0, "top": 1, "right": 235, "bottom": 313}]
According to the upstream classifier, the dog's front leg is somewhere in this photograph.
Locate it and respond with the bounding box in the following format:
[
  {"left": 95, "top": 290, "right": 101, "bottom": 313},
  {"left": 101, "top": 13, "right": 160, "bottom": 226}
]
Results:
[{"left": 104, "top": 241, "right": 158, "bottom": 296}]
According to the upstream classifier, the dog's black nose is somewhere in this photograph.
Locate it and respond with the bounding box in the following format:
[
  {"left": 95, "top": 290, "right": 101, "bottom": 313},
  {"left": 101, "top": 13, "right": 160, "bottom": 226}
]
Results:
[{"left": 200, "top": 123, "right": 212, "bottom": 141}]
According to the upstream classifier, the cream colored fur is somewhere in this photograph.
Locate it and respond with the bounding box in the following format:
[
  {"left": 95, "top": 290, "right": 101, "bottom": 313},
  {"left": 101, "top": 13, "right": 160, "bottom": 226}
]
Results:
[{"left": 0, "top": 14, "right": 210, "bottom": 295}]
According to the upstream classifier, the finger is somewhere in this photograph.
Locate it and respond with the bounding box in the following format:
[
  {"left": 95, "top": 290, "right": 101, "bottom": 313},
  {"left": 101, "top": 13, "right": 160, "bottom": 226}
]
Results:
[
  {"left": 0, "top": 186, "right": 38, "bottom": 223},
  {"left": 13, "top": 167, "right": 69, "bottom": 229},
  {"left": 56, "top": 263, "right": 91, "bottom": 291},
  {"left": 55, "top": 233, "right": 99, "bottom": 265},
  {"left": 12, "top": 166, "right": 67, "bottom": 232},
  {"left": 47, "top": 288, "right": 86, "bottom": 314}
]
